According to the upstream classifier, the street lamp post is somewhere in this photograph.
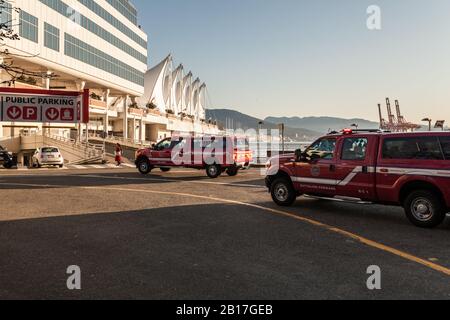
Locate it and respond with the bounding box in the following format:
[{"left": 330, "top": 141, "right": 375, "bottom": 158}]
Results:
[
  {"left": 279, "top": 123, "right": 285, "bottom": 154},
  {"left": 257, "top": 121, "right": 263, "bottom": 164},
  {"left": 422, "top": 118, "right": 432, "bottom": 131}
]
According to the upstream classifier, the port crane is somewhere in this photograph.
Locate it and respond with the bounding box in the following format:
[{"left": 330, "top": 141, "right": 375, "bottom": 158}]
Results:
[{"left": 378, "top": 98, "right": 421, "bottom": 132}]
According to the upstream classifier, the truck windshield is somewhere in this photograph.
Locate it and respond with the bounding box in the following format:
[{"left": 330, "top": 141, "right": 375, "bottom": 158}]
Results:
[{"left": 306, "top": 138, "right": 336, "bottom": 160}]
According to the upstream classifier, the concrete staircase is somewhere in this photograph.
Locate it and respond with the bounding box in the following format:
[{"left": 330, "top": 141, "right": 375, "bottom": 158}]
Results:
[{"left": 42, "top": 134, "right": 105, "bottom": 165}]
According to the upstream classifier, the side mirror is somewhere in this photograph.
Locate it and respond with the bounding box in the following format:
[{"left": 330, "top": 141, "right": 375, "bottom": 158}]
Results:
[
  {"left": 151, "top": 144, "right": 156, "bottom": 149},
  {"left": 294, "top": 149, "right": 303, "bottom": 161},
  {"left": 295, "top": 149, "right": 309, "bottom": 162},
  {"left": 310, "top": 153, "right": 320, "bottom": 162}
]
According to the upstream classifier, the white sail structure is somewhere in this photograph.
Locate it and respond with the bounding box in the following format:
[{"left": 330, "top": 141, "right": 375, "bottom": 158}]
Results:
[
  {"left": 137, "top": 54, "right": 173, "bottom": 113},
  {"left": 182, "top": 71, "right": 193, "bottom": 115},
  {"left": 171, "top": 64, "right": 184, "bottom": 115},
  {"left": 198, "top": 83, "right": 207, "bottom": 120},
  {"left": 163, "top": 59, "right": 173, "bottom": 112},
  {"left": 139, "top": 55, "right": 212, "bottom": 126},
  {"left": 191, "top": 78, "right": 201, "bottom": 119}
]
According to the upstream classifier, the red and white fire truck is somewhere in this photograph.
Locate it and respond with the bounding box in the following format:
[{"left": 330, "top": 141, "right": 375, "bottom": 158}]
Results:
[
  {"left": 265, "top": 129, "right": 450, "bottom": 228},
  {"left": 135, "top": 135, "right": 252, "bottom": 178}
]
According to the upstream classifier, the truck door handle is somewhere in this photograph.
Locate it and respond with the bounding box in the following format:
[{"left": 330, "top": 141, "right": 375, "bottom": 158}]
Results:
[
  {"left": 362, "top": 166, "right": 368, "bottom": 174},
  {"left": 329, "top": 164, "right": 336, "bottom": 172}
]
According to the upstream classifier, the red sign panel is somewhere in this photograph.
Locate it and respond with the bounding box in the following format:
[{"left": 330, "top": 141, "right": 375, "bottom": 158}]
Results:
[
  {"left": 0, "top": 88, "right": 89, "bottom": 123},
  {"left": 23, "top": 106, "right": 38, "bottom": 120},
  {"left": 6, "top": 106, "right": 22, "bottom": 120},
  {"left": 45, "top": 108, "right": 59, "bottom": 121}
]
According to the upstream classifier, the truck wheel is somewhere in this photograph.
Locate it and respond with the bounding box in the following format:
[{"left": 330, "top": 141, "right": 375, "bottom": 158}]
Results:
[
  {"left": 271, "top": 178, "right": 297, "bottom": 207},
  {"left": 137, "top": 159, "right": 152, "bottom": 175},
  {"left": 404, "top": 190, "right": 446, "bottom": 228},
  {"left": 160, "top": 167, "right": 171, "bottom": 172},
  {"left": 226, "top": 165, "right": 238, "bottom": 177},
  {"left": 206, "top": 164, "right": 221, "bottom": 179}
]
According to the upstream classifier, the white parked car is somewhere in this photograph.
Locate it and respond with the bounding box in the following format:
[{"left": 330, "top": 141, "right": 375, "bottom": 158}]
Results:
[{"left": 32, "top": 147, "right": 64, "bottom": 168}]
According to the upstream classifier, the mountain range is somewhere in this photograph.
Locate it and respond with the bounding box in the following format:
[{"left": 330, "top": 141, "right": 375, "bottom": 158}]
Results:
[
  {"left": 206, "top": 109, "right": 380, "bottom": 141},
  {"left": 265, "top": 116, "right": 379, "bottom": 134},
  {"left": 206, "top": 109, "right": 321, "bottom": 141}
]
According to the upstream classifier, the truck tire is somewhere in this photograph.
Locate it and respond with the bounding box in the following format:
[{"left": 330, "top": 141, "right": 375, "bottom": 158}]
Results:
[
  {"left": 404, "top": 190, "right": 446, "bottom": 228},
  {"left": 206, "top": 164, "right": 221, "bottom": 179},
  {"left": 226, "top": 165, "right": 238, "bottom": 177},
  {"left": 271, "top": 178, "right": 297, "bottom": 207},
  {"left": 137, "top": 159, "right": 152, "bottom": 175}
]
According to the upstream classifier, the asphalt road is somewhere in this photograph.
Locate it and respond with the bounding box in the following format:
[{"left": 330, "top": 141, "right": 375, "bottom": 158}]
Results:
[{"left": 0, "top": 167, "right": 449, "bottom": 300}]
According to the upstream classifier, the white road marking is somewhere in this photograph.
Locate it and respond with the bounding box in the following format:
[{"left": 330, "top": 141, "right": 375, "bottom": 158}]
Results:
[{"left": 71, "top": 165, "right": 87, "bottom": 170}]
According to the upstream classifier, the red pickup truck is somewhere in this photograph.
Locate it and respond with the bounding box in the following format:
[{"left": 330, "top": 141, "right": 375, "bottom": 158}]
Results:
[
  {"left": 265, "top": 129, "right": 450, "bottom": 228},
  {"left": 135, "top": 135, "right": 252, "bottom": 178}
]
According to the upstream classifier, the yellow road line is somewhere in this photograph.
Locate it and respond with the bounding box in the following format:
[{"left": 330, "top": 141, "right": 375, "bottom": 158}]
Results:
[
  {"left": 91, "top": 186, "right": 450, "bottom": 277},
  {"left": 1, "top": 181, "right": 450, "bottom": 277}
]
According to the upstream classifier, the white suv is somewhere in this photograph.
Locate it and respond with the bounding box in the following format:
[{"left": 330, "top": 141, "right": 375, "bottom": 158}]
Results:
[{"left": 32, "top": 147, "right": 64, "bottom": 168}]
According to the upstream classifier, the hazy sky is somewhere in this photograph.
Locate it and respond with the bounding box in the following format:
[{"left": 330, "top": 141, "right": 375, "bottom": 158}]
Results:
[{"left": 134, "top": 0, "right": 450, "bottom": 123}]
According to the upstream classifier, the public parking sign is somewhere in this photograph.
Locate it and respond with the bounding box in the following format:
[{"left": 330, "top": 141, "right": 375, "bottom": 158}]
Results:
[{"left": 0, "top": 88, "right": 89, "bottom": 123}]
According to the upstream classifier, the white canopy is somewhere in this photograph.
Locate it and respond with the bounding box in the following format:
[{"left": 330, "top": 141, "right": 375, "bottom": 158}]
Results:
[{"left": 139, "top": 55, "right": 209, "bottom": 118}]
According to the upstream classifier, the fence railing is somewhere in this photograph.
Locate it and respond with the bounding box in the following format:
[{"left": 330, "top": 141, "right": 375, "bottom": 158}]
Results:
[
  {"left": 44, "top": 133, "right": 105, "bottom": 162},
  {"left": 89, "top": 133, "right": 154, "bottom": 148}
]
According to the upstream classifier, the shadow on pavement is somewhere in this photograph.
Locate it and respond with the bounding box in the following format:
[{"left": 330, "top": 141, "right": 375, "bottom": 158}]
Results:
[
  {"left": 1, "top": 203, "right": 449, "bottom": 300},
  {"left": 0, "top": 171, "right": 266, "bottom": 189}
]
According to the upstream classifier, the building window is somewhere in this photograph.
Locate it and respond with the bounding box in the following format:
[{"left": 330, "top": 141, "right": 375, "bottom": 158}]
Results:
[
  {"left": 106, "top": 0, "right": 138, "bottom": 25},
  {"left": 44, "top": 23, "right": 60, "bottom": 52},
  {"left": 19, "top": 11, "right": 39, "bottom": 43},
  {"left": 39, "top": 0, "right": 147, "bottom": 64},
  {"left": 77, "top": 0, "right": 146, "bottom": 48},
  {"left": 64, "top": 33, "right": 144, "bottom": 86},
  {"left": 0, "top": 2, "right": 12, "bottom": 26}
]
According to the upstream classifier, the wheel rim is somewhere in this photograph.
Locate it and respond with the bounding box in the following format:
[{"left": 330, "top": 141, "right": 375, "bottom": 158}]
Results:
[
  {"left": 274, "top": 183, "right": 289, "bottom": 202},
  {"left": 140, "top": 162, "right": 148, "bottom": 172},
  {"left": 209, "top": 166, "right": 217, "bottom": 176},
  {"left": 411, "top": 198, "right": 434, "bottom": 222}
]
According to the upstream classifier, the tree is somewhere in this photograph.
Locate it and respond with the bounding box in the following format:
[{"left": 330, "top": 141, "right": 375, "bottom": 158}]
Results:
[{"left": 0, "top": 0, "right": 56, "bottom": 85}]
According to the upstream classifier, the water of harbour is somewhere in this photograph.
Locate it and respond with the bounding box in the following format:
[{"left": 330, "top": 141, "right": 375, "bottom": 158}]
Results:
[{"left": 249, "top": 141, "right": 312, "bottom": 163}]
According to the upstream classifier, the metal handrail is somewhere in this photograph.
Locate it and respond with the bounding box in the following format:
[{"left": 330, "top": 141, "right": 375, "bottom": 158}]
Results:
[
  {"left": 89, "top": 133, "right": 154, "bottom": 148},
  {"left": 43, "top": 133, "right": 105, "bottom": 161}
]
